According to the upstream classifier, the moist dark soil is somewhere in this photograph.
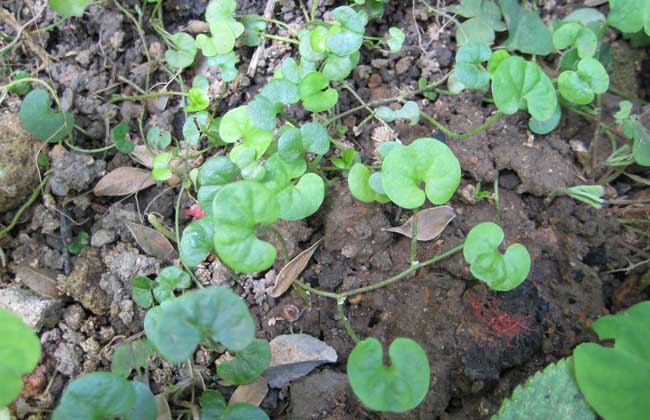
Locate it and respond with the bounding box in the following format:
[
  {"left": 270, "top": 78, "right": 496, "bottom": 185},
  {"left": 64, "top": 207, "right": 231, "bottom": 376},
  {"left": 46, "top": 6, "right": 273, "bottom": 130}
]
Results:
[{"left": 1, "top": 0, "right": 649, "bottom": 419}]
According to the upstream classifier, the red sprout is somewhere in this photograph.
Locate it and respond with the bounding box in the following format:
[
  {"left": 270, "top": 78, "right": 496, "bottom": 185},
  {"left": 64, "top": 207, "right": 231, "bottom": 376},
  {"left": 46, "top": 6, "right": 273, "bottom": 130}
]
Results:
[{"left": 466, "top": 292, "right": 536, "bottom": 340}]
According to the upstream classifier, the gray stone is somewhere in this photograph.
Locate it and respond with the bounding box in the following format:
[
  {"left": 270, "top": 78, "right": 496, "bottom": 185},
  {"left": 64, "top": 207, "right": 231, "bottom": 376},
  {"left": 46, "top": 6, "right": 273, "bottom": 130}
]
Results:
[
  {"left": 289, "top": 370, "right": 350, "bottom": 420},
  {"left": 263, "top": 334, "right": 337, "bottom": 388},
  {"left": 53, "top": 342, "right": 83, "bottom": 376},
  {"left": 91, "top": 229, "right": 116, "bottom": 247},
  {"left": 0, "top": 287, "right": 63, "bottom": 331}
]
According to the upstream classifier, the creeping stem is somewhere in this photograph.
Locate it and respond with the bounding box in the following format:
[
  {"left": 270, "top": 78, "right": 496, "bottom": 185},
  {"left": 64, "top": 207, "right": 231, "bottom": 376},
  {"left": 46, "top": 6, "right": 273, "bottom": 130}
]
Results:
[
  {"left": 338, "top": 300, "right": 360, "bottom": 344},
  {"left": 0, "top": 175, "right": 50, "bottom": 239},
  {"left": 420, "top": 111, "right": 503, "bottom": 139}
]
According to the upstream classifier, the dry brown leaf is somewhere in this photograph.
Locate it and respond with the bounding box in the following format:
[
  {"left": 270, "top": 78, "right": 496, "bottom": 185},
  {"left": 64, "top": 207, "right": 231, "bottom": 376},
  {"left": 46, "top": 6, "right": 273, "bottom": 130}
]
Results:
[
  {"left": 130, "top": 145, "right": 155, "bottom": 169},
  {"left": 154, "top": 394, "right": 172, "bottom": 420},
  {"left": 229, "top": 377, "right": 268, "bottom": 407},
  {"left": 14, "top": 265, "right": 61, "bottom": 299},
  {"left": 94, "top": 167, "right": 156, "bottom": 196},
  {"left": 384, "top": 206, "right": 455, "bottom": 241},
  {"left": 269, "top": 238, "right": 324, "bottom": 298},
  {"left": 125, "top": 221, "right": 177, "bottom": 262}
]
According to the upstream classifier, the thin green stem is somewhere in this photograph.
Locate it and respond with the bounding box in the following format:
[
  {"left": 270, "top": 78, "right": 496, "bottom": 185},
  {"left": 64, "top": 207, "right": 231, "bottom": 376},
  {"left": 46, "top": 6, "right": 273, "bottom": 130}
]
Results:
[
  {"left": 64, "top": 137, "right": 116, "bottom": 154},
  {"left": 309, "top": 0, "right": 319, "bottom": 21},
  {"left": 262, "top": 17, "right": 298, "bottom": 35},
  {"left": 338, "top": 301, "right": 360, "bottom": 344},
  {"left": 148, "top": 214, "right": 177, "bottom": 243},
  {"left": 420, "top": 111, "right": 503, "bottom": 139},
  {"left": 0, "top": 175, "right": 50, "bottom": 239},
  {"left": 261, "top": 33, "right": 299, "bottom": 45},
  {"left": 109, "top": 91, "right": 186, "bottom": 104}
]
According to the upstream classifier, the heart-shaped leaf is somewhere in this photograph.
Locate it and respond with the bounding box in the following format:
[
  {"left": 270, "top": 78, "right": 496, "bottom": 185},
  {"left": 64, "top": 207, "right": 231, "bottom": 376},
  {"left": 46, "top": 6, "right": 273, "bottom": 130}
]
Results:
[
  {"left": 132, "top": 276, "right": 154, "bottom": 309},
  {"left": 152, "top": 266, "right": 191, "bottom": 303},
  {"left": 463, "top": 222, "right": 531, "bottom": 291},
  {"left": 48, "top": 0, "right": 92, "bottom": 17},
  {"left": 607, "top": 0, "right": 650, "bottom": 36},
  {"left": 219, "top": 106, "right": 273, "bottom": 159},
  {"left": 381, "top": 138, "right": 461, "bottom": 209},
  {"left": 574, "top": 301, "right": 650, "bottom": 420},
  {"left": 180, "top": 217, "right": 215, "bottom": 268},
  {"left": 195, "top": 24, "right": 236, "bottom": 57},
  {"left": 212, "top": 181, "right": 280, "bottom": 273},
  {"left": 0, "top": 309, "right": 41, "bottom": 407},
  {"left": 146, "top": 126, "right": 171, "bottom": 150},
  {"left": 386, "top": 27, "right": 405, "bottom": 53},
  {"left": 277, "top": 173, "right": 325, "bottom": 221},
  {"left": 19, "top": 89, "right": 74, "bottom": 142},
  {"left": 205, "top": 0, "right": 244, "bottom": 38},
  {"left": 217, "top": 339, "right": 271, "bottom": 385},
  {"left": 491, "top": 56, "right": 557, "bottom": 121},
  {"left": 455, "top": 42, "right": 492, "bottom": 90},
  {"left": 207, "top": 52, "right": 240, "bottom": 82},
  {"left": 299, "top": 72, "right": 339, "bottom": 112},
  {"left": 528, "top": 103, "right": 562, "bottom": 135},
  {"left": 348, "top": 163, "right": 390, "bottom": 204},
  {"left": 111, "top": 339, "right": 156, "bottom": 378},
  {"left": 144, "top": 286, "right": 256, "bottom": 363},
  {"left": 347, "top": 337, "right": 430, "bottom": 413},
  {"left": 498, "top": 0, "right": 553, "bottom": 55},
  {"left": 197, "top": 155, "right": 241, "bottom": 212},
  {"left": 553, "top": 22, "right": 597, "bottom": 58},
  {"left": 558, "top": 57, "right": 609, "bottom": 105},
  {"left": 165, "top": 32, "right": 197, "bottom": 70}
]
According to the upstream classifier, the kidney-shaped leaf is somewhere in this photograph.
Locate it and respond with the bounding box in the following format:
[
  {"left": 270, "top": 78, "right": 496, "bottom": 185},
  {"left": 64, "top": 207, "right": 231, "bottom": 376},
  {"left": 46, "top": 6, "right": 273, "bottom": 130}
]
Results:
[
  {"left": 491, "top": 56, "right": 557, "bottom": 121},
  {"left": 277, "top": 173, "right": 325, "bottom": 221},
  {"left": 463, "top": 222, "right": 530, "bottom": 291},
  {"left": 348, "top": 163, "right": 390, "bottom": 204},
  {"left": 574, "top": 301, "right": 650, "bottom": 420},
  {"left": 299, "top": 72, "right": 338, "bottom": 113},
  {"left": 144, "top": 286, "right": 256, "bottom": 363},
  {"left": 455, "top": 42, "right": 492, "bottom": 90},
  {"left": 180, "top": 218, "right": 215, "bottom": 268},
  {"left": 347, "top": 337, "right": 430, "bottom": 413},
  {"left": 553, "top": 22, "right": 597, "bottom": 58},
  {"left": 381, "top": 138, "right": 461, "bottom": 209},
  {"left": 558, "top": 57, "right": 609, "bottom": 105},
  {"left": 219, "top": 106, "right": 273, "bottom": 159},
  {"left": 165, "top": 32, "right": 198, "bottom": 70},
  {"left": 217, "top": 339, "right": 271, "bottom": 385},
  {"left": 212, "top": 181, "right": 280, "bottom": 273},
  {"left": 607, "top": 0, "right": 650, "bottom": 36},
  {"left": 19, "top": 89, "right": 74, "bottom": 142}
]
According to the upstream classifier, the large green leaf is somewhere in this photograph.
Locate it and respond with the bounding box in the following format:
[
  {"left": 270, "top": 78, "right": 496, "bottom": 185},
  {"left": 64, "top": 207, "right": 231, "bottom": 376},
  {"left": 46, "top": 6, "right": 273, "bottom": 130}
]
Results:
[
  {"left": 574, "top": 301, "right": 650, "bottom": 420},
  {"left": 277, "top": 173, "right": 325, "bottom": 221},
  {"left": 558, "top": 57, "right": 609, "bottom": 105},
  {"left": 217, "top": 339, "right": 271, "bottom": 385},
  {"left": 493, "top": 358, "right": 595, "bottom": 420},
  {"left": 463, "top": 222, "right": 530, "bottom": 291},
  {"left": 212, "top": 181, "right": 280, "bottom": 273},
  {"left": 0, "top": 309, "right": 41, "bottom": 407},
  {"left": 498, "top": 0, "right": 553, "bottom": 55},
  {"left": 381, "top": 138, "right": 461, "bottom": 209},
  {"left": 607, "top": 0, "right": 650, "bottom": 36},
  {"left": 19, "top": 89, "right": 74, "bottom": 142},
  {"left": 47, "top": 0, "right": 92, "bottom": 17},
  {"left": 491, "top": 56, "right": 557, "bottom": 121},
  {"left": 144, "top": 286, "right": 256, "bottom": 363},
  {"left": 347, "top": 338, "right": 430, "bottom": 413}
]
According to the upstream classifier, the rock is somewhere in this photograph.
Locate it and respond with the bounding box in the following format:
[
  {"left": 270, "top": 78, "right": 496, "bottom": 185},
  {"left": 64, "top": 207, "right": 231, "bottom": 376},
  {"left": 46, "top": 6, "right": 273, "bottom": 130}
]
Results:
[
  {"left": 289, "top": 370, "right": 350, "bottom": 420},
  {"left": 0, "top": 112, "right": 41, "bottom": 211},
  {"left": 53, "top": 342, "right": 83, "bottom": 376},
  {"left": 61, "top": 248, "right": 111, "bottom": 314},
  {"left": 395, "top": 56, "right": 413, "bottom": 75},
  {"left": 263, "top": 334, "right": 338, "bottom": 388},
  {"left": 49, "top": 152, "right": 105, "bottom": 196},
  {"left": 91, "top": 229, "right": 116, "bottom": 247},
  {"left": 0, "top": 287, "right": 63, "bottom": 331},
  {"left": 370, "top": 58, "right": 389, "bottom": 69},
  {"left": 368, "top": 73, "right": 382, "bottom": 89}
]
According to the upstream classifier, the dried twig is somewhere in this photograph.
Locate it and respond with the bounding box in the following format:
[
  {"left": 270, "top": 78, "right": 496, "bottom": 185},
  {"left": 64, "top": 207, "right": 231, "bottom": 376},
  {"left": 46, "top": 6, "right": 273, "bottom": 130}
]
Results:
[{"left": 247, "top": 0, "right": 278, "bottom": 78}]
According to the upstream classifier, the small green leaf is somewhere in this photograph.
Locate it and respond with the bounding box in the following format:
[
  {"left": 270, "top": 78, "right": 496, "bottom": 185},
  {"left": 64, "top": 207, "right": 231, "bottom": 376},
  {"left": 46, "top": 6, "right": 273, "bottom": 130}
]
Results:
[
  {"left": 19, "top": 89, "right": 74, "bottom": 143},
  {"left": 498, "top": 0, "right": 553, "bottom": 55},
  {"left": 0, "top": 309, "right": 41, "bottom": 407},
  {"left": 111, "top": 339, "right": 156, "bottom": 378},
  {"left": 152, "top": 266, "right": 191, "bottom": 303},
  {"left": 112, "top": 123, "right": 134, "bottom": 154},
  {"left": 574, "top": 301, "right": 650, "bottom": 420},
  {"left": 300, "top": 122, "right": 330, "bottom": 155},
  {"left": 457, "top": 17, "right": 496, "bottom": 46},
  {"left": 131, "top": 276, "right": 154, "bottom": 309},
  {"left": 493, "top": 358, "right": 595, "bottom": 420},
  {"left": 277, "top": 173, "right": 325, "bottom": 221},
  {"left": 334, "top": 6, "right": 366, "bottom": 33},
  {"left": 146, "top": 126, "right": 172, "bottom": 150},
  {"left": 165, "top": 32, "right": 198, "bottom": 70},
  {"left": 553, "top": 22, "right": 597, "bottom": 58},
  {"left": 220, "top": 404, "right": 269, "bottom": 420},
  {"left": 348, "top": 337, "right": 430, "bottom": 413},
  {"left": 241, "top": 15, "right": 267, "bottom": 47},
  {"left": 217, "top": 339, "right": 271, "bottom": 385},
  {"left": 299, "top": 29, "right": 327, "bottom": 62},
  {"left": 180, "top": 218, "right": 215, "bottom": 268},
  {"left": 558, "top": 57, "right": 609, "bottom": 105},
  {"left": 299, "top": 72, "right": 339, "bottom": 112},
  {"left": 491, "top": 56, "right": 557, "bottom": 121},
  {"left": 219, "top": 106, "right": 273, "bottom": 159},
  {"left": 200, "top": 390, "right": 227, "bottom": 419},
  {"left": 463, "top": 222, "right": 531, "bottom": 291},
  {"left": 528, "top": 104, "right": 561, "bottom": 135},
  {"left": 152, "top": 152, "right": 173, "bottom": 181},
  {"left": 386, "top": 27, "right": 405, "bottom": 52},
  {"left": 185, "top": 76, "right": 210, "bottom": 112},
  {"left": 455, "top": 42, "right": 492, "bottom": 90},
  {"left": 261, "top": 79, "right": 300, "bottom": 106},
  {"left": 47, "top": 0, "right": 92, "bottom": 17},
  {"left": 144, "top": 286, "right": 256, "bottom": 363},
  {"left": 323, "top": 54, "right": 355, "bottom": 81},
  {"left": 212, "top": 181, "right": 280, "bottom": 273},
  {"left": 559, "top": 48, "right": 580, "bottom": 72},
  {"left": 8, "top": 70, "right": 32, "bottom": 96},
  {"left": 183, "top": 115, "right": 202, "bottom": 145},
  {"left": 486, "top": 49, "right": 510, "bottom": 74},
  {"left": 607, "top": 0, "right": 650, "bottom": 36},
  {"left": 348, "top": 163, "right": 390, "bottom": 204},
  {"left": 633, "top": 121, "right": 650, "bottom": 166},
  {"left": 381, "top": 138, "right": 461, "bottom": 209},
  {"left": 614, "top": 100, "right": 633, "bottom": 120},
  {"left": 207, "top": 52, "right": 240, "bottom": 82},
  {"left": 205, "top": 0, "right": 244, "bottom": 38}
]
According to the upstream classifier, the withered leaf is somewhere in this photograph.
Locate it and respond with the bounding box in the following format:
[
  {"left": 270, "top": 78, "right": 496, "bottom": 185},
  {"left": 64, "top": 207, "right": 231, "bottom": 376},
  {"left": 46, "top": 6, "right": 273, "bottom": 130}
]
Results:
[
  {"left": 154, "top": 394, "right": 172, "bottom": 420},
  {"left": 125, "top": 221, "right": 177, "bottom": 262},
  {"left": 130, "top": 145, "right": 155, "bottom": 169},
  {"left": 94, "top": 167, "right": 156, "bottom": 196},
  {"left": 229, "top": 377, "right": 268, "bottom": 407},
  {"left": 384, "top": 205, "right": 455, "bottom": 241},
  {"left": 269, "top": 238, "right": 324, "bottom": 298},
  {"left": 14, "top": 265, "right": 61, "bottom": 299}
]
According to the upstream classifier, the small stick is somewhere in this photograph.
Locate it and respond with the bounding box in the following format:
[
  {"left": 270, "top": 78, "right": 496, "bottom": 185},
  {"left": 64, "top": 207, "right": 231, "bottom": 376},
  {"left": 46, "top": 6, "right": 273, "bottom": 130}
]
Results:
[{"left": 247, "top": 0, "right": 277, "bottom": 78}]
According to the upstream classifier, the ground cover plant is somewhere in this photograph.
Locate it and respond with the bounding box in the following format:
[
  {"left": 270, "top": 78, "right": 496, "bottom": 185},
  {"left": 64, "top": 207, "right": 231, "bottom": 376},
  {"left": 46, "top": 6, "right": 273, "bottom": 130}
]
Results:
[{"left": 1, "top": 0, "right": 650, "bottom": 418}]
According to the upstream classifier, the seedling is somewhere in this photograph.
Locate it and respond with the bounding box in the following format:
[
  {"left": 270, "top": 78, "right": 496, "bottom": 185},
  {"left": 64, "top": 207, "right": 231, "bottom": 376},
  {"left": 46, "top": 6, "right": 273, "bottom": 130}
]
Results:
[
  {"left": 111, "top": 339, "right": 156, "bottom": 378},
  {"left": 19, "top": 88, "right": 74, "bottom": 142},
  {"left": 386, "top": 27, "right": 405, "bottom": 53},
  {"left": 375, "top": 101, "right": 420, "bottom": 125},
  {"left": 8, "top": 70, "right": 31, "bottom": 96},
  {"left": 111, "top": 123, "right": 134, "bottom": 154},
  {"left": 145, "top": 126, "right": 172, "bottom": 150},
  {"left": 67, "top": 231, "right": 89, "bottom": 255},
  {"left": 549, "top": 185, "right": 605, "bottom": 209},
  {"left": 200, "top": 389, "right": 269, "bottom": 420},
  {"left": 610, "top": 101, "right": 650, "bottom": 166}
]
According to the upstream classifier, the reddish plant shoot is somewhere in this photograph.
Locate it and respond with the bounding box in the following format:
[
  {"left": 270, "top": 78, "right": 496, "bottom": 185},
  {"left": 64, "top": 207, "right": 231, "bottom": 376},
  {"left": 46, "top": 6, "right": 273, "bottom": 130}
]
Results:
[{"left": 466, "top": 292, "right": 536, "bottom": 340}]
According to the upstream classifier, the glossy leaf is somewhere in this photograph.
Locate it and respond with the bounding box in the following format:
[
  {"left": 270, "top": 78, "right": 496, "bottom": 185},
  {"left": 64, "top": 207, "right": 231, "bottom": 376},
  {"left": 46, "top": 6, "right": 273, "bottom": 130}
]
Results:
[
  {"left": 0, "top": 309, "right": 41, "bottom": 407},
  {"left": 111, "top": 339, "right": 156, "bottom": 378},
  {"left": 348, "top": 163, "right": 390, "bottom": 204},
  {"left": 212, "top": 181, "right": 280, "bottom": 273},
  {"left": 165, "top": 32, "right": 197, "bottom": 70},
  {"left": 19, "top": 89, "right": 74, "bottom": 142},
  {"left": 217, "top": 339, "right": 271, "bottom": 385},
  {"left": 348, "top": 337, "right": 430, "bottom": 413},
  {"left": 277, "top": 173, "right": 325, "bottom": 221},
  {"left": 607, "top": 0, "right": 650, "bottom": 36},
  {"left": 553, "top": 22, "right": 597, "bottom": 58},
  {"left": 219, "top": 106, "right": 273, "bottom": 159},
  {"left": 299, "top": 72, "right": 338, "bottom": 112},
  {"left": 463, "top": 222, "right": 531, "bottom": 291},
  {"left": 48, "top": 0, "right": 92, "bottom": 17},
  {"left": 153, "top": 266, "right": 191, "bottom": 303},
  {"left": 574, "top": 301, "right": 650, "bottom": 420},
  {"left": 144, "top": 286, "right": 256, "bottom": 363},
  {"left": 499, "top": 0, "right": 553, "bottom": 55},
  {"left": 558, "top": 57, "right": 609, "bottom": 105},
  {"left": 455, "top": 42, "right": 492, "bottom": 90},
  {"left": 381, "top": 138, "right": 461, "bottom": 209},
  {"left": 491, "top": 56, "right": 557, "bottom": 121},
  {"left": 180, "top": 218, "right": 215, "bottom": 268}
]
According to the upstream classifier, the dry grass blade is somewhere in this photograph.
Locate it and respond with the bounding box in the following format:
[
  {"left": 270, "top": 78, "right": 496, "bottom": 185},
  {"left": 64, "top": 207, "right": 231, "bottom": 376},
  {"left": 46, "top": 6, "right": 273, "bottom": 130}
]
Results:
[
  {"left": 270, "top": 238, "right": 324, "bottom": 298},
  {"left": 125, "top": 221, "right": 177, "bottom": 262},
  {"left": 385, "top": 205, "right": 456, "bottom": 241},
  {"left": 94, "top": 167, "right": 156, "bottom": 196},
  {"left": 154, "top": 394, "right": 172, "bottom": 420},
  {"left": 14, "top": 265, "right": 61, "bottom": 299},
  {"left": 229, "top": 377, "right": 268, "bottom": 407}
]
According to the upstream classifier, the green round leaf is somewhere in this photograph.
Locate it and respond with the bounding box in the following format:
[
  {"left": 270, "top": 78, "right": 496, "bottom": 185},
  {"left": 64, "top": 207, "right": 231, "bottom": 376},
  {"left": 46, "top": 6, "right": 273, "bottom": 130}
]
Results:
[
  {"left": 261, "top": 79, "right": 300, "bottom": 106},
  {"left": 48, "top": 0, "right": 92, "bottom": 17},
  {"left": 334, "top": 6, "right": 365, "bottom": 33},
  {"left": 144, "top": 286, "right": 256, "bottom": 363},
  {"left": 126, "top": 381, "right": 157, "bottom": 420},
  {"left": 207, "top": 51, "right": 240, "bottom": 82},
  {"left": 387, "top": 27, "right": 405, "bottom": 53},
  {"left": 111, "top": 339, "right": 156, "bottom": 378},
  {"left": 456, "top": 17, "right": 495, "bottom": 46},
  {"left": 131, "top": 276, "right": 154, "bottom": 309},
  {"left": 0, "top": 309, "right": 41, "bottom": 407},
  {"left": 574, "top": 301, "right": 650, "bottom": 420},
  {"left": 277, "top": 173, "right": 325, "bottom": 221},
  {"left": 300, "top": 122, "right": 330, "bottom": 155},
  {"left": 146, "top": 126, "right": 171, "bottom": 150},
  {"left": 558, "top": 57, "right": 609, "bottom": 105},
  {"left": 153, "top": 266, "right": 191, "bottom": 303},
  {"left": 180, "top": 218, "right": 215, "bottom": 268},
  {"left": 463, "top": 222, "right": 531, "bottom": 291},
  {"left": 381, "top": 138, "right": 461, "bottom": 209},
  {"left": 212, "top": 181, "right": 280, "bottom": 273},
  {"left": 165, "top": 32, "right": 198, "bottom": 70},
  {"left": 491, "top": 56, "right": 557, "bottom": 121},
  {"left": 219, "top": 106, "right": 273, "bottom": 158},
  {"left": 299, "top": 29, "right": 327, "bottom": 62},
  {"left": 323, "top": 55, "right": 354, "bottom": 81},
  {"left": 348, "top": 163, "right": 389, "bottom": 203},
  {"left": 278, "top": 127, "right": 303, "bottom": 161},
  {"left": 220, "top": 403, "right": 269, "bottom": 420},
  {"left": 152, "top": 152, "right": 173, "bottom": 181},
  {"left": 528, "top": 104, "right": 562, "bottom": 135},
  {"left": 348, "top": 337, "right": 430, "bottom": 413},
  {"left": 112, "top": 123, "right": 134, "bottom": 154},
  {"left": 455, "top": 42, "right": 492, "bottom": 90},
  {"left": 299, "top": 72, "right": 339, "bottom": 113},
  {"left": 553, "top": 22, "right": 597, "bottom": 58},
  {"left": 247, "top": 95, "right": 281, "bottom": 131},
  {"left": 607, "top": 0, "right": 650, "bottom": 36},
  {"left": 200, "top": 390, "right": 226, "bottom": 420},
  {"left": 217, "top": 339, "right": 271, "bottom": 385},
  {"left": 19, "top": 89, "right": 74, "bottom": 142}
]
